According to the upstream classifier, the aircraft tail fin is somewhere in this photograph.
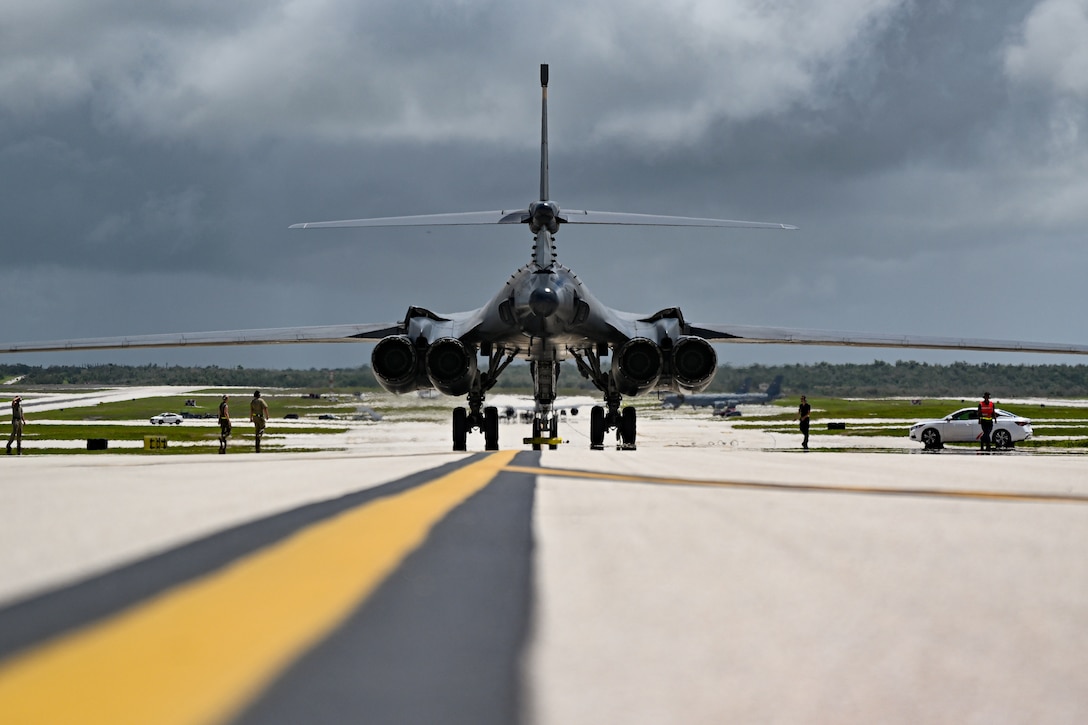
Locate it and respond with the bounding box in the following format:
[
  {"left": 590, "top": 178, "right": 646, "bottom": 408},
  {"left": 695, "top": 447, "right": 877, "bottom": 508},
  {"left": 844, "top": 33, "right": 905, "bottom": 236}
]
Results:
[
  {"left": 289, "top": 64, "right": 796, "bottom": 234},
  {"left": 540, "top": 63, "right": 549, "bottom": 203},
  {"left": 766, "top": 375, "right": 784, "bottom": 399}
]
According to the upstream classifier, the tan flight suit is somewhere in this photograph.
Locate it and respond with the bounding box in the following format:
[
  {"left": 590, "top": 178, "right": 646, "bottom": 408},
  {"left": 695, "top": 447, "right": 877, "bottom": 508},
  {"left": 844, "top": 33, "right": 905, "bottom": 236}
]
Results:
[
  {"left": 7, "top": 399, "right": 25, "bottom": 455},
  {"left": 250, "top": 395, "right": 269, "bottom": 452}
]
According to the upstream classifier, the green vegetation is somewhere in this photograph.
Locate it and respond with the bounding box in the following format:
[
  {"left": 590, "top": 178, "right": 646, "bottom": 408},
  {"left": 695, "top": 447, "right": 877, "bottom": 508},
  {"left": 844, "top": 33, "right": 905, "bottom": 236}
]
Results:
[
  {"left": 5, "top": 360, "right": 1088, "bottom": 398},
  {"left": 19, "top": 423, "right": 341, "bottom": 443},
  {"left": 4, "top": 362, "right": 1088, "bottom": 454},
  {"left": 4, "top": 390, "right": 351, "bottom": 455},
  {"left": 726, "top": 397, "right": 1088, "bottom": 449}
]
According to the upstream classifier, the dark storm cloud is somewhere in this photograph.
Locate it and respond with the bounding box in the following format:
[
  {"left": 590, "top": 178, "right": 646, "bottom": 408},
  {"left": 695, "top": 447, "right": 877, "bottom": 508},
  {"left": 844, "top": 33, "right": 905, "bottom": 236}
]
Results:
[{"left": 2, "top": 0, "right": 1087, "bottom": 368}]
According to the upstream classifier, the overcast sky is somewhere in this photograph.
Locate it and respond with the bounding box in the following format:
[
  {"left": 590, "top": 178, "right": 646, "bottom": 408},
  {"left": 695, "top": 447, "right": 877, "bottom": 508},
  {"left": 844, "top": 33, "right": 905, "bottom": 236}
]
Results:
[{"left": 2, "top": 0, "right": 1088, "bottom": 372}]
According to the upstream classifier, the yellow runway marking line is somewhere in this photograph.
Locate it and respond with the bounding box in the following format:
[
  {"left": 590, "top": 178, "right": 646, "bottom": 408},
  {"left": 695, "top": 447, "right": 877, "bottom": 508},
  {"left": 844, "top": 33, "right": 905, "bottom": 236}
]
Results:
[
  {"left": 504, "top": 464, "right": 1088, "bottom": 505},
  {"left": 0, "top": 450, "right": 517, "bottom": 725}
]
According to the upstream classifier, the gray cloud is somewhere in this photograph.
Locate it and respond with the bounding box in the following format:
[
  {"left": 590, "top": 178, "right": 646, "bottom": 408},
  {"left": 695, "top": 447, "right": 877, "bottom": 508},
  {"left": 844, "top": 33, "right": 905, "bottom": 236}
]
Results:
[{"left": 2, "top": 0, "right": 1087, "bottom": 370}]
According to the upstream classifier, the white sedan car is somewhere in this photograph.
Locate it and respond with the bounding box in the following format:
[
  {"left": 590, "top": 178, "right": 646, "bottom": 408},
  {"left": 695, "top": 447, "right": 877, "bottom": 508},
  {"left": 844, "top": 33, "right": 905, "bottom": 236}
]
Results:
[
  {"left": 909, "top": 407, "right": 1032, "bottom": 449},
  {"left": 150, "top": 412, "right": 184, "bottom": 425}
]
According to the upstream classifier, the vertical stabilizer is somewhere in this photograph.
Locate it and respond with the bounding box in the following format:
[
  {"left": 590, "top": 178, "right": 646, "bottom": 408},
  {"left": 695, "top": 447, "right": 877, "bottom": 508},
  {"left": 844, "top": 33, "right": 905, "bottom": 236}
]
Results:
[{"left": 540, "top": 63, "right": 549, "bottom": 202}]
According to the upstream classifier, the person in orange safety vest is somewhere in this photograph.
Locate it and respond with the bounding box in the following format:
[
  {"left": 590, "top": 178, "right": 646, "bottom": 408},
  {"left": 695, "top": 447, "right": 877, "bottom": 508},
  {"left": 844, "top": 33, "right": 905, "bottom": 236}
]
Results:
[{"left": 977, "top": 391, "right": 996, "bottom": 452}]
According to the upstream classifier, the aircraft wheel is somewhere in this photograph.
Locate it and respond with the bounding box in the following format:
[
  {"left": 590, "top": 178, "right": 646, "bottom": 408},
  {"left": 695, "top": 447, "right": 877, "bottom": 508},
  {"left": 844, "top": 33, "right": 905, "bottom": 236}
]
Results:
[
  {"left": 992, "top": 429, "right": 1012, "bottom": 449},
  {"left": 590, "top": 406, "right": 605, "bottom": 450},
  {"left": 920, "top": 427, "right": 941, "bottom": 450},
  {"left": 484, "top": 406, "right": 499, "bottom": 450},
  {"left": 620, "top": 406, "right": 637, "bottom": 449},
  {"left": 549, "top": 415, "right": 559, "bottom": 450},
  {"left": 531, "top": 418, "right": 542, "bottom": 451},
  {"left": 452, "top": 407, "right": 468, "bottom": 451}
]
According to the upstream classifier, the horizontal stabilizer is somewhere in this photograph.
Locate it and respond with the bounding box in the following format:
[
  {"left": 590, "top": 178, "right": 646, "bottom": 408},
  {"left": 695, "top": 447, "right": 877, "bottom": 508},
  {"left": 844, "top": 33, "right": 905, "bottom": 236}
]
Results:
[
  {"left": 290, "top": 211, "right": 528, "bottom": 228},
  {"left": 292, "top": 210, "right": 794, "bottom": 230},
  {"left": 560, "top": 210, "right": 796, "bottom": 229}
]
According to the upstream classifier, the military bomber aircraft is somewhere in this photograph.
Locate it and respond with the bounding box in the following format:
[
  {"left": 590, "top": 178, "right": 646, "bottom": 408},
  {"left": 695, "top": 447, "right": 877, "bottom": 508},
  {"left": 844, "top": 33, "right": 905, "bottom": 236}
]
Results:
[{"left": 5, "top": 65, "right": 1088, "bottom": 452}]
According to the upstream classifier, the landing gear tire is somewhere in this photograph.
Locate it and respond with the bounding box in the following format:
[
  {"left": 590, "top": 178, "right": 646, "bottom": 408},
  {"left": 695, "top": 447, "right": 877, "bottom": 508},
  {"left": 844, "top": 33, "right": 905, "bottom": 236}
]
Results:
[
  {"left": 532, "top": 418, "right": 542, "bottom": 451},
  {"left": 620, "top": 406, "right": 637, "bottom": 449},
  {"left": 453, "top": 407, "right": 468, "bottom": 451},
  {"left": 549, "top": 415, "right": 559, "bottom": 450},
  {"left": 590, "top": 406, "right": 605, "bottom": 450},
  {"left": 484, "top": 406, "right": 499, "bottom": 450}
]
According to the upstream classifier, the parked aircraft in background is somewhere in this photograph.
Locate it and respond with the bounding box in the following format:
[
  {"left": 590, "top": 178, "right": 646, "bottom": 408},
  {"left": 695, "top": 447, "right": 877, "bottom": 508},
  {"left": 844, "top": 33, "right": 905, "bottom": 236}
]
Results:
[
  {"left": 4, "top": 65, "right": 1088, "bottom": 452},
  {"left": 497, "top": 395, "right": 594, "bottom": 424},
  {"left": 662, "top": 376, "right": 784, "bottom": 411}
]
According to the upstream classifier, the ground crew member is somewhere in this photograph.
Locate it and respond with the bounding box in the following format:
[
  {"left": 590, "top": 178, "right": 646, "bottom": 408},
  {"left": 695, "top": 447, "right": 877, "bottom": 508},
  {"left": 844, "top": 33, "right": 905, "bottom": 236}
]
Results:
[
  {"left": 250, "top": 390, "right": 269, "bottom": 452},
  {"left": 218, "top": 395, "right": 231, "bottom": 454},
  {"left": 978, "top": 391, "right": 996, "bottom": 452},
  {"left": 7, "top": 396, "right": 26, "bottom": 455},
  {"left": 797, "top": 394, "right": 811, "bottom": 450}
]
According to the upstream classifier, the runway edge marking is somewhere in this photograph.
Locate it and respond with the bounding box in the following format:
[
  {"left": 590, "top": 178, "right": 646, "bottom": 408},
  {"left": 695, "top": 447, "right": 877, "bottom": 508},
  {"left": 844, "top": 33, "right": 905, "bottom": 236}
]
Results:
[{"left": 0, "top": 450, "right": 518, "bottom": 725}]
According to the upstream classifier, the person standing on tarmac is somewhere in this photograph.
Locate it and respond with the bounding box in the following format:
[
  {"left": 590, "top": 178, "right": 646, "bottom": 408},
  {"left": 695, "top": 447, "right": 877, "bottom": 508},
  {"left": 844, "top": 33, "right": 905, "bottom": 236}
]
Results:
[
  {"left": 7, "top": 396, "right": 26, "bottom": 455},
  {"left": 218, "top": 395, "right": 232, "bottom": 454},
  {"left": 250, "top": 390, "right": 269, "bottom": 452},
  {"left": 978, "top": 391, "right": 996, "bottom": 452},
  {"left": 797, "top": 395, "right": 811, "bottom": 450}
]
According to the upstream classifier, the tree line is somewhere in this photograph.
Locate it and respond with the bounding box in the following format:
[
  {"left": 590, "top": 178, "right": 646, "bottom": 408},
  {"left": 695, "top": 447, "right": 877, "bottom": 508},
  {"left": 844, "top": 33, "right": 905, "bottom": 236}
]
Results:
[{"left": 3, "top": 360, "right": 1087, "bottom": 398}]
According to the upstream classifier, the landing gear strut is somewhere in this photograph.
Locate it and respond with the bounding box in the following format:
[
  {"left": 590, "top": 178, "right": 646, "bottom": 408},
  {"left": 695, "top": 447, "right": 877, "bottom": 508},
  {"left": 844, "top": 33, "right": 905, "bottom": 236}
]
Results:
[
  {"left": 450, "top": 345, "right": 514, "bottom": 451},
  {"left": 526, "top": 358, "right": 562, "bottom": 450},
  {"left": 574, "top": 349, "right": 637, "bottom": 451}
]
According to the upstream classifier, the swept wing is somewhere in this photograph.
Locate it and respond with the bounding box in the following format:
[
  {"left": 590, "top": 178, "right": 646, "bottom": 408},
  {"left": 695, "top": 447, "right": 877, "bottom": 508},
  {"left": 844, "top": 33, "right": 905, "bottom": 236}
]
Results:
[
  {"left": 689, "top": 323, "right": 1088, "bottom": 355},
  {"left": 0, "top": 323, "right": 398, "bottom": 354}
]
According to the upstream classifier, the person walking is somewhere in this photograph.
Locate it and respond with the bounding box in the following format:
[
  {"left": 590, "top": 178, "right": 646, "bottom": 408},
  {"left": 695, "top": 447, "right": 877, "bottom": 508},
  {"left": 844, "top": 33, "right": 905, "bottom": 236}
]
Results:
[
  {"left": 218, "top": 395, "right": 232, "bottom": 454},
  {"left": 7, "top": 396, "right": 26, "bottom": 455},
  {"left": 797, "top": 394, "right": 811, "bottom": 450},
  {"left": 978, "top": 391, "right": 996, "bottom": 452},
  {"left": 250, "top": 390, "right": 269, "bottom": 452}
]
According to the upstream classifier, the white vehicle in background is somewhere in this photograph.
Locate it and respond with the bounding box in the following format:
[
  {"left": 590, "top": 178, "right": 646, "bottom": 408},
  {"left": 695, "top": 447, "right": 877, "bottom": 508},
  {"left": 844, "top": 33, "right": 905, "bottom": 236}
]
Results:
[
  {"left": 909, "top": 407, "right": 1032, "bottom": 449},
  {"left": 150, "top": 412, "right": 184, "bottom": 425}
]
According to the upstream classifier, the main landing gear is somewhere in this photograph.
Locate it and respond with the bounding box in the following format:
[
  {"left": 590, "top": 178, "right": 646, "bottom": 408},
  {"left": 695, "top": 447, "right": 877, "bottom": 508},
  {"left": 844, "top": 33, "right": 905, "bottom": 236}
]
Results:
[
  {"left": 574, "top": 352, "right": 637, "bottom": 451},
  {"left": 589, "top": 396, "right": 637, "bottom": 451},
  {"left": 452, "top": 404, "right": 499, "bottom": 451},
  {"left": 450, "top": 345, "right": 514, "bottom": 452}
]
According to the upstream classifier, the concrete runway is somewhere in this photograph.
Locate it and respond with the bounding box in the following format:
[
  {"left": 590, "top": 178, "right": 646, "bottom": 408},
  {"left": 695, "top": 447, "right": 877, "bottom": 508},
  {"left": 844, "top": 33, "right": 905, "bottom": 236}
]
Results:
[{"left": 1, "top": 414, "right": 1087, "bottom": 724}]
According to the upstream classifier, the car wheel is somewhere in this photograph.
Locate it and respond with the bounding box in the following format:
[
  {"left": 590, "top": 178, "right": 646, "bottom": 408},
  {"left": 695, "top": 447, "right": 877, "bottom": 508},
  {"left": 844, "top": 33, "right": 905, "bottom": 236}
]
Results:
[
  {"left": 920, "top": 427, "right": 941, "bottom": 449},
  {"left": 992, "top": 429, "right": 1012, "bottom": 448}
]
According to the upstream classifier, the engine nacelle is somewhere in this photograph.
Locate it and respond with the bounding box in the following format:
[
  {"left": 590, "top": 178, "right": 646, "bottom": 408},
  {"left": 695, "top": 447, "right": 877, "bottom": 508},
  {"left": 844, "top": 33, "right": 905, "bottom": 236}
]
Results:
[
  {"left": 611, "top": 337, "right": 663, "bottom": 396},
  {"left": 425, "top": 337, "right": 479, "bottom": 396},
  {"left": 372, "top": 335, "right": 429, "bottom": 395},
  {"left": 670, "top": 336, "right": 717, "bottom": 393}
]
